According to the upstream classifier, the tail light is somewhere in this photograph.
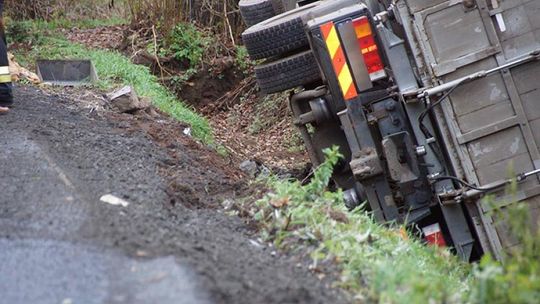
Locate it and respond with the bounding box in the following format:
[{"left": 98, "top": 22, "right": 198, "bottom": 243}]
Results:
[
  {"left": 353, "top": 16, "right": 386, "bottom": 81},
  {"left": 317, "top": 14, "right": 386, "bottom": 100},
  {"left": 422, "top": 223, "right": 447, "bottom": 247}
]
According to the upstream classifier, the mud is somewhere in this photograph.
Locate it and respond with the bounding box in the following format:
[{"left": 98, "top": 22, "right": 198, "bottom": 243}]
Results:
[
  {"left": 0, "top": 86, "right": 347, "bottom": 304},
  {"left": 172, "top": 63, "right": 244, "bottom": 110}
]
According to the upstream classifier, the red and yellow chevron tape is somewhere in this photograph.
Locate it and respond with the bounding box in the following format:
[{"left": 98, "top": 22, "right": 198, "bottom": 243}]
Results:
[{"left": 321, "top": 21, "right": 358, "bottom": 101}]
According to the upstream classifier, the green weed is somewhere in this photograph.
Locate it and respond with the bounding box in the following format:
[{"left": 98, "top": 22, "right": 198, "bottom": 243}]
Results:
[
  {"left": 254, "top": 147, "right": 470, "bottom": 303},
  {"left": 250, "top": 149, "right": 540, "bottom": 303},
  {"left": 35, "top": 17, "right": 127, "bottom": 30},
  {"left": 248, "top": 115, "right": 265, "bottom": 135},
  {"left": 6, "top": 17, "right": 126, "bottom": 43},
  {"left": 6, "top": 17, "right": 127, "bottom": 51},
  {"left": 247, "top": 94, "right": 287, "bottom": 135},
  {"left": 165, "top": 23, "right": 210, "bottom": 68},
  {"left": 284, "top": 131, "right": 305, "bottom": 154},
  {"left": 234, "top": 45, "right": 253, "bottom": 73}
]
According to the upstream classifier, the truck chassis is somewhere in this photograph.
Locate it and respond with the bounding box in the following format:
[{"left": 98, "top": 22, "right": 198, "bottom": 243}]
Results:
[{"left": 240, "top": 0, "right": 540, "bottom": 261}]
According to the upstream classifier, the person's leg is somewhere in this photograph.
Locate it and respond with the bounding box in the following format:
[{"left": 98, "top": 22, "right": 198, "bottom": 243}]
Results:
[
  {"left": 0, "top": 0, "right": 12, "bottom": 108},
  {"left": 0, "top": 41, "right": 12, "bottom": 107}
]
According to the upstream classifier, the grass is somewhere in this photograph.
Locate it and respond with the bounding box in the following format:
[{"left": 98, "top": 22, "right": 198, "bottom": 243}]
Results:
[
  {"left": 252, "top": 147, "right": 470, "bottom": 302},
  {"left": 234, "top": 45, "right": 253, "bottom": 74},
  {"left": 10, "top": 20, "right": 213, "bottom": 143},
  {"left": 246, "top": 147, "right": 540, "bottom": 303}
]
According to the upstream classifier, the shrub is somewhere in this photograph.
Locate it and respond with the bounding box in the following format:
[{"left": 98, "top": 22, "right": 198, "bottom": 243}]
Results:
[
  {"left": 125, "top": 0, "right": 243, "bottom": 39},
  {"left": 234, "top": 45, "right": 252, "bottom": 72},
  {"left": 6, "top": 0, "right": 117, "bottom": 21},
  {"left": 166, "top": 23, "right": 210, "bottom": 68}
]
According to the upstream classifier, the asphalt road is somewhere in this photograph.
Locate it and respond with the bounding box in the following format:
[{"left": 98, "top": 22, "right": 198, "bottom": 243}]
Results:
[
  {"left": 0, "top": 86, "right": 346, "bottom": 304},
  {"left": 0, "top": 131, "right": 212, "bottom": 304}
]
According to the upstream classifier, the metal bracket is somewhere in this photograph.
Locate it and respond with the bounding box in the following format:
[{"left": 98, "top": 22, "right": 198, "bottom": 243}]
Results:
[
  {"left": 489, "top": 0, "right": 506, "bottom": 32},
  {"left": 382, "top": 132, "right": 420, "bottom": 183},
  {"left": 350, "top": 148, "right": 383, "bottom": 180}
]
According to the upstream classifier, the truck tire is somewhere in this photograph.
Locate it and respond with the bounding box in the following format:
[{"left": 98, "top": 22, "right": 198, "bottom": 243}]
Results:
[
  {"left": 242, "top": 2, "right": 320, "bottom": 60},
  {"left": 255, "top": 50, "right": 321, "bottom": 94},
  {"left": 239, "top": 0, "right": 285, "bottom": 27}
]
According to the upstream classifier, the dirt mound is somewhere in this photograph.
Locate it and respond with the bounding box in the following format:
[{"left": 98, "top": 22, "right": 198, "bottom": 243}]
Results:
[
  {"left": 113, "top": 108, "right": 245, "bottom": 209},
  {"left": 169, "top": 63, "right": 244, "bottom": 110}
]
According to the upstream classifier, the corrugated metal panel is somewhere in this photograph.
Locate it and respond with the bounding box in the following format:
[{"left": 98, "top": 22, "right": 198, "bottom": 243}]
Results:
[
  {"left": 405, "top": 0, "right": 447, "bottom": 13},
  {"left": 499, "top": 1, "right": 540, "bottom": 59},
  {"left": 424, "top": 5, "right": 491, "bottom": 64},
  {"left": 408, "top": 0, "right": 540, "bottom": 257},
  {"left": 443, "top": 58, "right": 514, "bottom": 134}
]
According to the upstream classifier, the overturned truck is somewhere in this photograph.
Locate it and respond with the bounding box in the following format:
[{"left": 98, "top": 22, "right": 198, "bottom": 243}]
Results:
[{"left": 239, "top": 0, "right": 540, "bottom": 261}]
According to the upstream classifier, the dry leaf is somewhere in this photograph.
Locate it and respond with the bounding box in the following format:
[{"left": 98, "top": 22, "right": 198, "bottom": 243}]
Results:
[
  {"left": 399, "top": 227, "right": 409, "bottom": 241},
  {"left": 269, "top": 196, "right": 290, "bottom": 208},
  {"left": 8, "top": 52, "right": 41, "bottom": 84},
  {"left": 326, "top": 207, "right": 350, "bottom": 224}
]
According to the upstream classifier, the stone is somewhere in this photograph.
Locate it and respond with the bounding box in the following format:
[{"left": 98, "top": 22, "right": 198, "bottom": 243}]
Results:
[
  {"left": 239, "top": 160, "right": 258, "bottom": 177},
  {"left": 107, "top": 86, "right": 149, "bottom": 113}
]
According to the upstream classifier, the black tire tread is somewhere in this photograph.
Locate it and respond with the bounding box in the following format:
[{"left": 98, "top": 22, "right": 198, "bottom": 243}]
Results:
[
  {"left": 239, "top": 0, "right": 284, "bottom": 27},
  {"left": 255, "top": 50, "right": 321, "bottom": 94},
  {"left": 242, "top": 3, "right": 318, "bottom": 60}
]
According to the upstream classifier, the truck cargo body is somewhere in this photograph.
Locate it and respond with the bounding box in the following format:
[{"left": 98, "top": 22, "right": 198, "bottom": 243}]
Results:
[
  {"left": 305, "top": 0, "right": 540, "bottom": 261},
  {"left": 240, "top": 0, "right": 540, "bottom": 261},
  {"left": 398, "top": 0, "right": 540, "bottom": 260}
]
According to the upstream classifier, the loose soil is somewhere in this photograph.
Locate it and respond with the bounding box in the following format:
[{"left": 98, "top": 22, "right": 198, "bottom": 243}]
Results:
[
  {"left": 66, "top": 25, "right": 127, "bottom": 51},
  {"left": 1, "top": 85, "right": 348, "bottom": 303}
]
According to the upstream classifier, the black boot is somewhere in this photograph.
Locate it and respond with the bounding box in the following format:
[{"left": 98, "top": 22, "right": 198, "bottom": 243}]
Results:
[{"left": 0, "top": 82, "right": 12, "bottom": 107}]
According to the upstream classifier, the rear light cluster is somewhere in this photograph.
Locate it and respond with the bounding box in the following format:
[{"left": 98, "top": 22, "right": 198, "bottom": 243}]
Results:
[
  {"left": 353, "top": 16, "right": 386, "bottom": 81},
  {"left": 319, "top": 15, "right": 386, "bottom": 101},
  {"left": 423, "top": 223, "right": 447, "bottom": 247}
]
